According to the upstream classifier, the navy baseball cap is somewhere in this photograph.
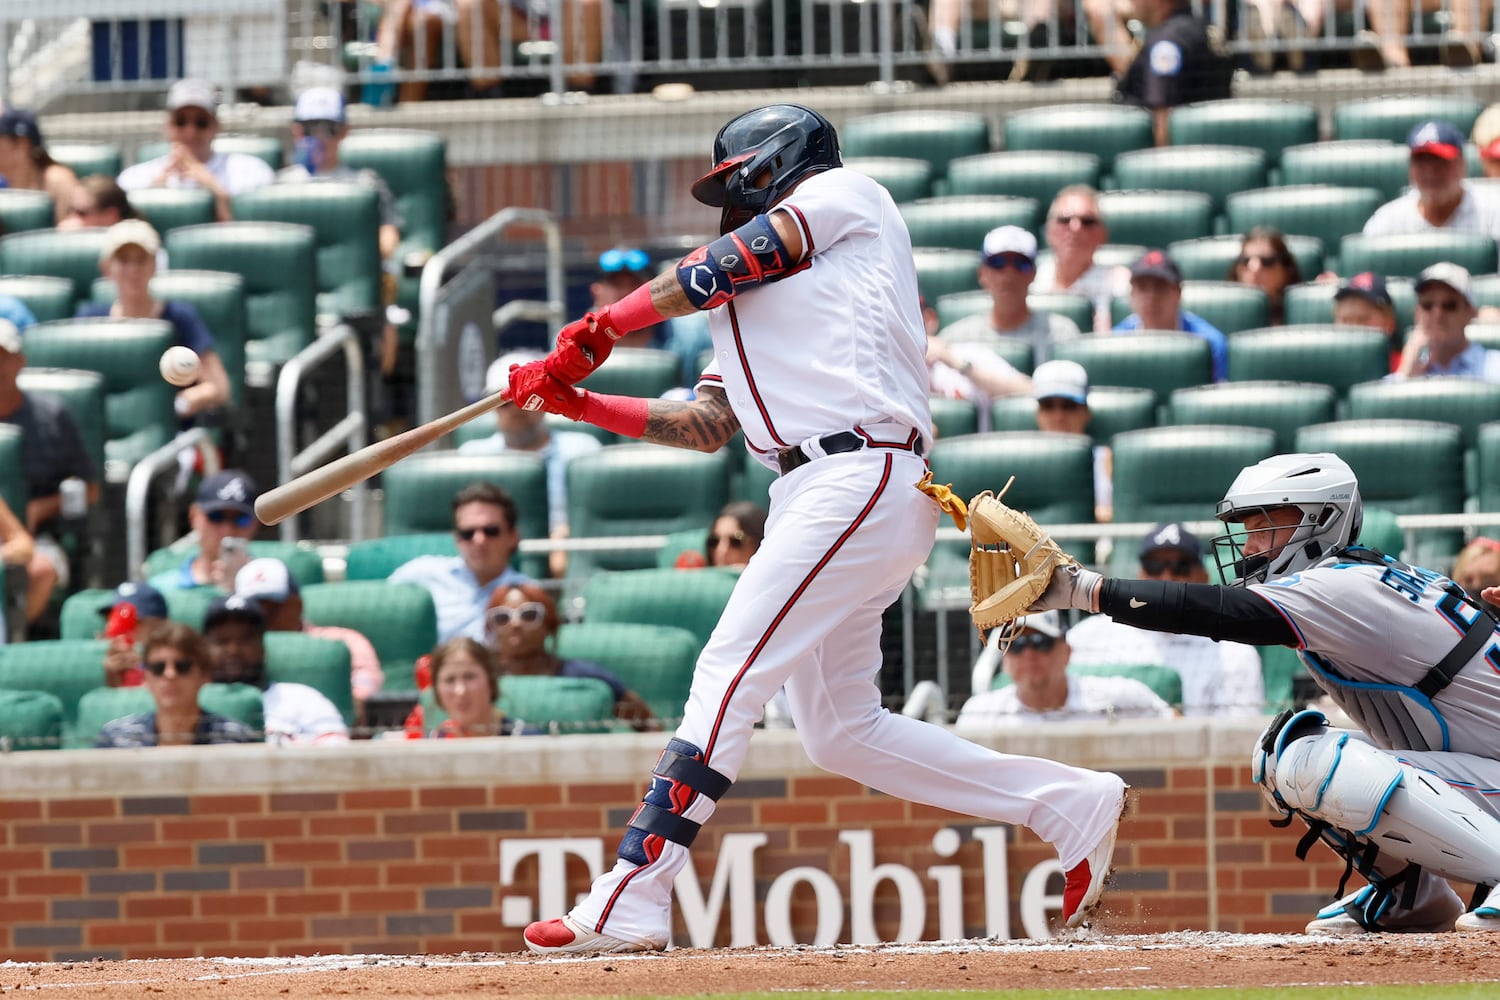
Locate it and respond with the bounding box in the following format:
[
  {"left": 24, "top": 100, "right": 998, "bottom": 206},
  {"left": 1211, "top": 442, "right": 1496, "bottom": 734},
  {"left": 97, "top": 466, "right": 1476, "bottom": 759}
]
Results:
[
  {"left": 0, "top": 108, "right": 43, "bottom": 146},
  {"left": 1408, "top": 119, "right": 1466, "bottom": 160},
  {"left": 98, "top": 581, "right": 168, "bottom": 620},
  {"left": 1335, "top": 271, "right": 1393, "bottom": 309},
  {"left": 1139, "top": 522, "right": 1202, "bottom": 560},
  {"left": 196, "top": 469, "right": 258, "bottom": 516},
  {"left": 204, "top": 594, "right": 266, "bottom": 629},
  {"left": 1129, "top": 249, "right": 1182, "bottom": 285}
]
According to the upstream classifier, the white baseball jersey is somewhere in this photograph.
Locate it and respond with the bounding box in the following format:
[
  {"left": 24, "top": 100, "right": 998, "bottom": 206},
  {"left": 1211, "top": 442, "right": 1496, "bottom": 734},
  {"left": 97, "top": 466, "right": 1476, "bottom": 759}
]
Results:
[{"left": 955, "top": 675, "right": 1174, "bottom": 727}]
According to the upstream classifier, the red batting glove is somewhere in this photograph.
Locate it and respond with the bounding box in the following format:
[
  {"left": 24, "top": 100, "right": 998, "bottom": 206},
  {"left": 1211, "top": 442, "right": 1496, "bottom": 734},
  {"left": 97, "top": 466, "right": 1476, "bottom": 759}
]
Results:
[
  {"left": 545, "top": 309, "right": 624, "bottom": 383},
  {"left": 508, "top": 361, "right": 586, "bottom": 421}
]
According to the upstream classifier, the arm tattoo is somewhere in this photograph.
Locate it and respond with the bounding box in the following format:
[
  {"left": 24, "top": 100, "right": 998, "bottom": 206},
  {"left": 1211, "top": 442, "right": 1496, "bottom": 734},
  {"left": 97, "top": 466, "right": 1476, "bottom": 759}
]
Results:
[
  {"left": 649, "top": 271, "right": 696, "bottom": 318},
  {"left": 643, "top": 387, "right": 741, "bottom": 452}
]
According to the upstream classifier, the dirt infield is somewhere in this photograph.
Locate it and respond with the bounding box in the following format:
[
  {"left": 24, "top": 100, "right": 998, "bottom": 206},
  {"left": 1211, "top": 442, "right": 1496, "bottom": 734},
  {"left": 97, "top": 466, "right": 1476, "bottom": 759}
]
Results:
[{"left": 6, "top": 932, "right": 1499, "bottom": 998}]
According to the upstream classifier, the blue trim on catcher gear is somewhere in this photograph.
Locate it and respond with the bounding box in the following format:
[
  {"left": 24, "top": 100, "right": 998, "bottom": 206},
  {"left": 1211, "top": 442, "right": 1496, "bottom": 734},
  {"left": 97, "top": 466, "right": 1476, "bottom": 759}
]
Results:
[
  {"left": 677, "top": 216, "right": 794, "bottom": 311},
  {"left": 1300, "top": 649, "right": 1452, "bottom": 751},
  {"left": 618, "top": 738, "right": 732, "bottom": 865}
]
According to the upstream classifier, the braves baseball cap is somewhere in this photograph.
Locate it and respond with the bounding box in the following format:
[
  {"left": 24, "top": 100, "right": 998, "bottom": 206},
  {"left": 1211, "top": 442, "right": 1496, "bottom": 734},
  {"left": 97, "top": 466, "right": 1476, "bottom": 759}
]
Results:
[
  {"left": 98, "top": 581, "right": 169, "bottom": 620},
  {"left": 196, "top": 469, "right": 258, "bottom": 516},
  {"left": 1416, "top": 261, "right": 1477, "bottom": 309},
  {"left": 293, "top": 86, "right": 347, "bottom": 124},
  {"left": 1031, "top": 359, "right": 1089, "bottom": 404},
  {"left": 1139, "top": 522, "right": 1202, "bottom": 561},
  {"left": 981, "top": 225, "right": 1038, "bottom": 266},
  {"left": 1334, "top": 271, "right": 1394, "bottom": 310},
  {"left": 0, "top": 107, "right": 43, "bottom": 146},
  {"left": 1130, "top": 249, "right": 1182, "bottom": 285},
  {"left": 1408, "top": 119, "right": 1466, "bottom": 160},
  {"left": 485, "top": 350, "right": 544, "bottom": 396},
  {"left": 204, "top": 594, "right": 266, "bottom": 630},
  {"left": 0, "top": 319, "right": 21, "bottom": 356},
  {"left": 165, "top": 78, "right": 219, "bottom": 114},
  {"left": 100, "top": 219, "right": 162, "bottom": 263},
  {"left": 234, "top": 558, "right": 299, "bottom": 603},
  {"left": 1012, "top": 611, "right": 1065, "bottom": 639}
]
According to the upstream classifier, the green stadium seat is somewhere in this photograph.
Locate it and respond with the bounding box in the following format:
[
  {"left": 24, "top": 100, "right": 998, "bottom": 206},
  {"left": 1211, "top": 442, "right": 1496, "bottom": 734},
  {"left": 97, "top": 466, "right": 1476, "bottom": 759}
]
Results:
[
  {"left": 345, "top": 533, "right": 457, "bottom": 581},
  {"left": 74, "top": 683, "right": 265, "bottom": 746},
  {"left": 47, "top": 141, "right": 123, "bottom": 180},
  {"left": 0, "top": 228, "right": 114, "bottom": 302},
  {"left": 1067, "top": 662, "right": 1183, "bottom": 707},
  {"left": 1278, "top": 141, "right": 1411, "bottom": 202},
  {"left": 912, "top": 248, "right": 982, "bottom": 302},
  {"left": 1225, "top": 186, "right": 1382, "bottom": 261},
  {"left": 125, "top": 188, "right": 218, "bottom": 234},
  {"left": 0, "top": 189, "right": 59, "bottom": 234},
  {"left": 1178, "top": 281, "right": 1270, "bottom": 334},
  {"left": 567, "top": 446, "right": 732, "bottom": 576},
  {"left": 1332, "top": 95, "right": 1485, "bottom": 143},
  {"left": 1346, "top": 377, "right": 1500, "bottom": 499},
  {"left": 934, "top": 290, "right": 989, "bottom": 329},
  {"left": 1338, "top": 231, "right": 1499, "bottom": 280},
  {"left": 58, "top": 587, "right": 117, "bottom": 641},
  {"left": 1282, "top": 279, "right": 1415, "bottom": 330},
  {"left": 1110, "top": 146, "right": 1268, "bottom": 217},
  {"left": 944, "top": 150, "right": 1101, "bottom": 206},
  {"left": 0, "top": 424, "right": 20, "bottom": 529},
  {"left": 499, "top": 675, "right": 620, "bottom": 734},
  {"left": 989, "top": 396, "right": 1038, "bottom": 433},
  {"left": 165, "top": 223, "right": 317, "bottom": 371},
  {"left": 163, "top": 587, "right": 224, "bottom": 631},
  {"left": 1027, "top": 291, "right": 1094, "bottom": 332},
  {"left": 1091, "top": 244, "right": 1150, "bottom": 269},
  {"left": 1477, "top": 422, "right": 1500, "bottom": 512},
  {"left": 139, "top": 134, "right": 286, "bottom": 171},
  {"left": 580, "top": 566, "right": 739, "bottom": 652},
  {"left": 899, "top": 196, "right": 1041, "bottom": 251},
  {"left": 0, "top": 639, "right": 108, "bottom": 747},
  {"left": 1473, "top": 275, "right": 1500, "bottom": 311},
  {"left": 1167, "top": 99, "right": 1319, "bottom": 170},
  {"left": 381, "top": 453, "right": 549, "bottom": 578},
  {"left": 935, "top": 318, "right": 1033, "bottom": 371},
  {"left": 1084, "top": 385, "right": 1158, "bottom": 443},
  {"left": 843, "top": 157, "right": 934, "bottom": 203},
  {"left": 0, "top": 274, "right": 79, "bottom": 322},
  {"left": 1053, "top": 334, "right": 1213, "bottom": 406},
  {"left": 1168, "top": 234, "right": 1325, "bottom": 284},
  {"left": 21, "top": 318, "right": 175, "bottom": 474},
  {"left": 1002, "top": 104, "right": 1153, "bottom": 176},
  {"left": 0, "top": 689, "right": 65, "bottom": 751},
  {"left": 1166, "top": 380, "right": 1337, "bottom": 450},
  {"left": 1111, "top": 425, "right": 1277, "bottom": 525},
  {"left": 579, "top": 347, "right": 682, "bottom": 398},
  {"left": 655, "top": 527, "right": 705, "bottom": 570},
  {"left": 232, "top": 183, "right": 381, "bottom": 317},
  {"left": 841, "top": 111, "right": 991, "bottom": 181},
  {"left": 735, "top": 459, "right": 779, "bottom": 510},
  {"left": 142, "top": 539, "right": 326, "bottom": 589},
  {"left": 1095, "top": 190, "right": 1215, "bottom": 247},
  {"left": 930, "top": 396, "right": 980, "bottom": 439},
  {"left": 301, "top": 581, "right": 438, "bottom": 692},
  {"left": 1259, "top": 646, "right": 1302, "bottom": 712},
  {"left": 15, "top": 367, "right": 106, "bottom": 481},
  {"left": 264, "top": 631, "right": 355, "bottom": 727},
  {"left": 554, "top": 621, "right": 700, "bottom": 723},
  {"left": 1227, "top": 326, "right": 1390, "bottom": 395}
]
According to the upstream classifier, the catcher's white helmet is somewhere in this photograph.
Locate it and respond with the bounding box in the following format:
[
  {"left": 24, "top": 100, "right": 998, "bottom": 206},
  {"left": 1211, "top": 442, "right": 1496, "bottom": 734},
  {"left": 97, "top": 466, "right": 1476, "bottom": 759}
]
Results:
[{"left": 1212, "top": 452, "right": 1363, "bottom": 586}]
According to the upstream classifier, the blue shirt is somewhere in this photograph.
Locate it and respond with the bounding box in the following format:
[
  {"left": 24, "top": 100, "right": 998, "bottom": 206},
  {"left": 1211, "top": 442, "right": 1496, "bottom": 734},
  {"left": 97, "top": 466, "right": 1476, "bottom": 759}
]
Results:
[
  {"left": 388, "top": 556, "right": 531, "bottom": 641},
  {"left": 1113, "top": 310, "right": 1229, "bottom": 382},
  {"left": 455, "top": 431, "right": 601, "bottom": 532},
  {"left": 1413, "top": 341, "right": 1500, "bottom": 381},
  {"left": 0, "top": 294, "right": 37, "bottom": 331},
  {"left": 76, "top": 300, "right": 217, "bottom": 356}
]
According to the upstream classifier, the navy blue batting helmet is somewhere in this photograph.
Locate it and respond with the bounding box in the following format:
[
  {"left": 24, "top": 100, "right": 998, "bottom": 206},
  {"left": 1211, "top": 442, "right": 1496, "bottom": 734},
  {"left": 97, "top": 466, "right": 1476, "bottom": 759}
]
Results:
[{"left": 691, "top": 104, "right": 841, "bottom": 234}]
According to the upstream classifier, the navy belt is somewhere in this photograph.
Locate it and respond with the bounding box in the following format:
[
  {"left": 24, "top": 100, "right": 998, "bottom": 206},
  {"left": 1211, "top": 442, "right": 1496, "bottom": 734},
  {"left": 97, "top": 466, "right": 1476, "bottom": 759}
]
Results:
[{"left": 776, "top": 430, "right": 923, "bottom": 475}]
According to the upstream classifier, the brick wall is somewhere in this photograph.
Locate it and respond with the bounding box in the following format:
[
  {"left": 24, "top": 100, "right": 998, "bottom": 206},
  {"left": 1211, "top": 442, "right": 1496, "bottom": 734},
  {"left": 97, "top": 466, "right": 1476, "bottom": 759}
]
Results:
[{"left": 1, "top": 720, "right": 1367, "bottom": 961}]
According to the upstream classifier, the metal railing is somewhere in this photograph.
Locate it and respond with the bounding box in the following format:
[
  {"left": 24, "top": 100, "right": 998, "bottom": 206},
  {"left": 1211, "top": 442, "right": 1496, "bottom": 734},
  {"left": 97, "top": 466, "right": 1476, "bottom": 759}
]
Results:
[
  {"left": 123, "top": 427, "right": 221, "bottom": 579},
  {"left": 274, "top": 323, "right": 368, "bottom": 544}
]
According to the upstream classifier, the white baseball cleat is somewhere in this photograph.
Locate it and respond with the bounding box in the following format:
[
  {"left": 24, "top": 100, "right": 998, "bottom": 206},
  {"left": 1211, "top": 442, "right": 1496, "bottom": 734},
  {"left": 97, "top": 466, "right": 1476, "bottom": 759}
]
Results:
[
  {"left": 1456, "top": 885, "right": 1500, "bottom": 933},
  {"left": 523, "top": 915, "right": 666, "bottom": 955},
  {"left": 1062, "top": 780, "right": 1127, "bottom": 928},
  {"left": 1305, "top": 885, "right": 1460, "bottom": 935}
]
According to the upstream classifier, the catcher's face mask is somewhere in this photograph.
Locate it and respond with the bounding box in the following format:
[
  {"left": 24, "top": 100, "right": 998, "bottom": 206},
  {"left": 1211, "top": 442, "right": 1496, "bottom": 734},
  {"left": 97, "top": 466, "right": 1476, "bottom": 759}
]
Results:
[{"left": 1212, "top": 505, "right": 1315, "bottom": 587}]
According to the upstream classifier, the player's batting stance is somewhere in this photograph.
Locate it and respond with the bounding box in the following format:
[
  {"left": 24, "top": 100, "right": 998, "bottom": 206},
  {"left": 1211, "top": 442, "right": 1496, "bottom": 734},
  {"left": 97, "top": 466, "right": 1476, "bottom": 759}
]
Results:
[
  {"left": 1015, "top": 452, "right": 1500, "bottom": 935},
  {"left": 508, "top": 104, "right": 1128, "bottom": 953}
]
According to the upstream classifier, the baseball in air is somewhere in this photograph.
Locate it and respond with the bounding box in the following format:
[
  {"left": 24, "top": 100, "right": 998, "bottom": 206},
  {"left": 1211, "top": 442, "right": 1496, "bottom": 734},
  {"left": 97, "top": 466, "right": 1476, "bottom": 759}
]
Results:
[{"left": 159, "top": 346, "right": 202, "bottom": 387}]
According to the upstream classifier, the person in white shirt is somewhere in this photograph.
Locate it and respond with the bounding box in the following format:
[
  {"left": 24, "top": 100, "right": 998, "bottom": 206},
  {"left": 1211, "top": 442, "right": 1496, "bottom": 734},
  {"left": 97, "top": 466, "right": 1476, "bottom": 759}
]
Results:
[
  {"left": 1032, "top": 186, "right": 1129, "bottom": 333},
  {"left": 1362, "top": 120, "right": 1500, "bottom": 241},
  {"left": 957, "top": 611, "right": 1175, "bottom": 727},
  {"left": 117, "top": 79, "right": 275, "bottom": 223},
  {"left": 1065, "top": 522, "right": 1266, "bottom": 717},
  {"left": 1392, "top": 262, "right": 1500, "bottom": 382},
  {"left": 938, "top": 225, "right": 1082, "bottom": 364},
  {"left": 1031, "top": 360, "right": 1113, "bottom": 523}
]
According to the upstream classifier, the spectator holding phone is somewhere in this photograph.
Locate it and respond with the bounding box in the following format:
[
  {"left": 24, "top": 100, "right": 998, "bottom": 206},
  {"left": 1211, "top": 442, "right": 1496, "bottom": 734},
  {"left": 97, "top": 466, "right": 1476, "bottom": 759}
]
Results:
[{"left": 147, "top": 470, "right": 259, "bottom": 591}]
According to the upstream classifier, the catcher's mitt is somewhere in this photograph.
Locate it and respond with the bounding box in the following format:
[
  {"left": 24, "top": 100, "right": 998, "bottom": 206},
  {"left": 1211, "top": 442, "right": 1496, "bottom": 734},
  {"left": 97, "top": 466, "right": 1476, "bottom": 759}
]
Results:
[{"left": 969, "top": 477, "right": 1079, "bottom": 640}]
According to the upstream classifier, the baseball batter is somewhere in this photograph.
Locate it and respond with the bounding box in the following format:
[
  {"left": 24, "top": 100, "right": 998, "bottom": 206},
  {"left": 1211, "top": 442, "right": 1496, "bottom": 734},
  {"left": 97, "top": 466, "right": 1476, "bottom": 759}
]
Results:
[
  {"left": 1032, "top": 452, "right": 1500, "bottom": 935},
  {"left": 507, "top": 104, "right": 1127, "bottom": 953}
]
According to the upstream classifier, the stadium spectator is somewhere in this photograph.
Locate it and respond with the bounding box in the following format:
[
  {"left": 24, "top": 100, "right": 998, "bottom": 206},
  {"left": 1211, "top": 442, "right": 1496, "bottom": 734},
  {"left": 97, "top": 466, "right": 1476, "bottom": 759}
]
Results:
[
  {"left": 96, "top": 620, "right": 260, "bottom": 748},
  {"left": 0, "top": 494, "right": 34, "bottom": 645},
  {"left": 706, "top": 501, "right": 766, "bottom": 570},
  {"left": 1393, "top": 263, "right": 1500, "bottom": 381},
  {"left": 1116, "top": 249, "right": 1228, "bottom": 382},
  {"left": 425, "top": 637, "right": 534, "bottom": 737},
  {"left": 1362, "top": 121, "right": 1500, "bottom": 240},
  {"left": 98, "top": 582, "right": 170, "bottom": 688},
  {"left": 1226, "top": 227, "right": 1300, "bottom": 326},
  {"left": 202, "top": 594, "right": 350, "bottom": 744},
  {"left": 234, "top": 557, "right": 384, "bottom": 728},
  {"left": 1109, "top": 0, "right": 1233, "bottom": 146},
  {"left": 1064, "top": 522, "right": 1265, "bottom": 716},
  {"left": 0, "top": 107, "right": 82, "bottom": 223},
  {"left": 0, "top": 288, "right": 36, "bottom": 333},
  {"left": 1332, "top": 271, "right": 1401, "bottom": 370},
  {"left": 1453, "top": 537, "right": 1500, "bottom": 617},
  {"left": 1031, "top": 360, "right": 1113, "bottom": 523},
  {"left": 58, "top": 176, "right": 139, "bottom": 231},
  {"left": 148, "top": 470, "right": 260, "bottom": 591},
  {"left": 590, "top": 248, "right": 713, "bottom": 387},
  {"left": 460, "top": 352, "right": 602, "bottom": 578},
  {"left": 117, "top": 79, "right": 275, "bottom": 222},
  {"left": 938, "top": 225, "right": 1081, "bottom": 364},
  {"left": 485, "top": 582, "right": 657, "bottom": 730},
  {"left": 956, "top": 611, "right": 1175, "bottom": 726},
  {"left": 1473, "top": 105, "right": 1500, "bottom": 179},
  {"left": 389, "top": 482, "right": 532, "bottom": 641},
  {"left": 77, "top": 220, "right": 230, "bottom": 421},
  {"left": 1032, "top": 186, "right": 1127, "bottom": 333},
  {"left": 0, "top": 318, "right": 98, "bottom": 626}
]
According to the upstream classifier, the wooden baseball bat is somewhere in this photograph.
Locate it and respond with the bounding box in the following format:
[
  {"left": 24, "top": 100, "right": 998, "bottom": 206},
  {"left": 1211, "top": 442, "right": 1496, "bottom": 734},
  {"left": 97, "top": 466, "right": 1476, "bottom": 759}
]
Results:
[{"left": 255, "top": 389, "right": 513, "bottom": 526}]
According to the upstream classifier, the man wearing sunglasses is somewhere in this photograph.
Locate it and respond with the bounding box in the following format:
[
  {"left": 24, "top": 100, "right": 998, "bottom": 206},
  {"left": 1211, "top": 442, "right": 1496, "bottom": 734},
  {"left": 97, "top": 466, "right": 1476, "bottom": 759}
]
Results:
[
  {"left": 1064, "top": 523, "right": 1265, "bottom": 718},
  {"left": 116, "top": 79, "right": 275, "bottom": 223},
  {"left": 956, "top": 611, "right": 1174, "bottom": 727},
  {"left": 147, "top": 470, "right": 260, "bottom": 592},
  {"left": 1393, "top": 263, "right": 1500, "bottom": 381},
  {"left": 1033, "top": 186, "right": 1127, "bottom": 333},
  {"left": 1116, "top": 250, "right": 1228, "bottom": 382},
  {"left": 591, "top": 247, "right": 713, "bottom": 386},
  {"left": 1364, "top": 121, "right": 1500, "bottom": 241},
  {"left": 935, "top": 225, "right": 1080, "bottom": 367},
  {"left": 1030, "top": 360, "right": 1114, "bottom": 524}
]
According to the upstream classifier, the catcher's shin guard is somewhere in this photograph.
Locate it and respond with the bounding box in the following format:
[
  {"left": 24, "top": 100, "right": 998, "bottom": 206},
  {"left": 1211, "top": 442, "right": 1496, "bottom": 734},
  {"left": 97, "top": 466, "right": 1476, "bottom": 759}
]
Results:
[{"left": 618, "top": 739, "right": 733, "bottom": 866}]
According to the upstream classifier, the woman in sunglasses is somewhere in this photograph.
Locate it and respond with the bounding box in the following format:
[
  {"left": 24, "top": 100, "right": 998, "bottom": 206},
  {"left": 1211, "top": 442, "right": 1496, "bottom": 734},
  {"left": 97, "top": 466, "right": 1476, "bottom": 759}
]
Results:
[
  {"left": 426, "top": 637, "right": 529, "bottom": 738},
  {"left": 705, "top": 502, "right": 767, "bottom": 570},
  {"left": 1226, "top": 227, "right": 1301, "bottom": 326},
  {"left": 484, "top": 583, "right": 657, "bottom": 731},
  {"left": 95, "top": 621, "right": 260, "bottom": 747}
]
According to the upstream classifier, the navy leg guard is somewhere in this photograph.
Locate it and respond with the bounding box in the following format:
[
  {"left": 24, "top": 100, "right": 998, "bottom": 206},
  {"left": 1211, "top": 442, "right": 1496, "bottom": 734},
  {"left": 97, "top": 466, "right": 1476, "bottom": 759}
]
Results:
[{"left": 618, "top": 738, "right": 733, "bottom": 866}]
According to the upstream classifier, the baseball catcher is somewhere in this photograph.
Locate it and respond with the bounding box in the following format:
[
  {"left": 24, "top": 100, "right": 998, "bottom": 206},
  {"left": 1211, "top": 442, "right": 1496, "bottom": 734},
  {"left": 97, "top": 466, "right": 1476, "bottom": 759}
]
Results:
[{"left": 975, "top": 452, "right": 1500, "bottom": 935}]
